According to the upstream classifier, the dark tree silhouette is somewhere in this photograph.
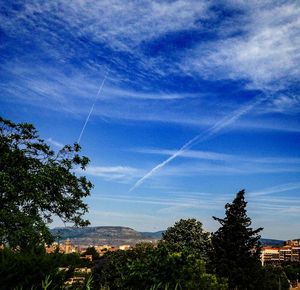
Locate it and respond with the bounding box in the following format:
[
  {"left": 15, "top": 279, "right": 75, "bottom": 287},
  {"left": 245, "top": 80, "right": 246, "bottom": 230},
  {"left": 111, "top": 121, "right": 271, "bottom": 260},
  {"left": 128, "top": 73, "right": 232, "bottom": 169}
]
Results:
[{"left": 211, "top": 190, "right": 263, "bottom": 290}]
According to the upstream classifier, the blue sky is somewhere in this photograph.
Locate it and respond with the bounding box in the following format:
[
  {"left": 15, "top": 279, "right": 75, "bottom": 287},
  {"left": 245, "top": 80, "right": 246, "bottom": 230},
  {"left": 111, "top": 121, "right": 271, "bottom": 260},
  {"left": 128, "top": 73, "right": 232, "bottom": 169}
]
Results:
[{"left": 1, "top": 0, "right": 300, "bottom": 239}]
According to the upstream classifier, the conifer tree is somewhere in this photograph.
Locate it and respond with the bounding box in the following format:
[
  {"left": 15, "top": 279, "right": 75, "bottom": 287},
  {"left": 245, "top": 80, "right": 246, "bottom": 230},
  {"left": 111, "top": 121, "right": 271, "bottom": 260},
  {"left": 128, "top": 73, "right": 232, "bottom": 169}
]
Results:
[{"left": 211, "top": 190, "right": 263, "bottom": 290}]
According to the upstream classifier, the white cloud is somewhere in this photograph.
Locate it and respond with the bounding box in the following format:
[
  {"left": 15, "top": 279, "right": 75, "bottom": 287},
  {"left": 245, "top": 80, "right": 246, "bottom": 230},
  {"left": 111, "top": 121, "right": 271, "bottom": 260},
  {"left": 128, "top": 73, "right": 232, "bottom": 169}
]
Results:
[
  {"left": 135, "top": 148, "right": 233, "bottom": 161},
  {"left": 2, "top": 0, "right": 300, "bottom": 131},
  {"left": 182, "top": 2, "right": 300, "bottom": 91},
  {"left": 249, "top": 182, "right": 300, "bottom": 197},
  {"left": 161, "top": 163, "right": 300, "bottom": 177},
  {"left": 59, "top": 0, "right": 210, "bottom": 50},
  {"left": 89, "top": 209, "right": 160, "bottom": 221},
  {"left": 90, "top": 194, "right": 225, "bottom": 211},
  {"left": 267, "top": 95, "right": 300, "bottom": 114},
  {"left": 135, "top": 147, "right": 300, "bottom": 165},
  {"left": 1, "top": 1, "right": 210, "bottom": 51},
  {"left": 47, "top": 138, "right": 64, "bottom": 148},
  {"left": 84, "top": 165, "right": 144, "bottom": 182}
]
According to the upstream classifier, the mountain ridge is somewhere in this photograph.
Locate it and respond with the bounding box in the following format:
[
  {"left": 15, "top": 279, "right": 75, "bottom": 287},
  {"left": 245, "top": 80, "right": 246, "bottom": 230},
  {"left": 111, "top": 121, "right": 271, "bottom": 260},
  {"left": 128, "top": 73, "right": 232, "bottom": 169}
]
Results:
[
  {"left": 50, "top": 226, "right": 162, "bottom": 246},
  {"left": 50, "top": 226, "right": 286, "bottom": 246}
]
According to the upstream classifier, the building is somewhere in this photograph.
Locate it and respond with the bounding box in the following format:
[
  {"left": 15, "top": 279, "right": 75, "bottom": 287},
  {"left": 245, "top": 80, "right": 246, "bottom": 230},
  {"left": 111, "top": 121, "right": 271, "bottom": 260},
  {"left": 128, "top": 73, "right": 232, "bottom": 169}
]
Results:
[
  {"left": 119, "top": 244, "right": 131, "bottom": 250},
  {"left": 261, "top": 241, "right": 300, "bottom": 265},
  {"left": 286, "top": 239, "right": 300, "bottom": 247},
  {"left": 261, "top": 247, "right": 280, "bottom": 266},
  {"left": 64, "top": 239, "right": 73, "bottom": 254}
]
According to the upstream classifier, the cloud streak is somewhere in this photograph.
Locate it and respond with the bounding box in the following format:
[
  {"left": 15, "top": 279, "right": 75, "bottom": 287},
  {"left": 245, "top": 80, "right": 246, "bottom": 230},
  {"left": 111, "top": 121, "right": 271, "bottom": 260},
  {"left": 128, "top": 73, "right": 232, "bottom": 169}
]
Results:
[
  {"left": 130, "top": 94, "right": 268, "bottom": 191},
  {"left": 77, "top": 71, "right": 108, "bottom": 144},
  {"left": 84, "top": 165, "right": 144, "bottom": 182},
  {"left": 47, "top": 138, "right": 64, "bottom": 148},
  {"left": 135, "top": 147, "right": 300, "bottom": 165},
  {"left": 249, "top": 182, "right": 300, "bottom": 197}
]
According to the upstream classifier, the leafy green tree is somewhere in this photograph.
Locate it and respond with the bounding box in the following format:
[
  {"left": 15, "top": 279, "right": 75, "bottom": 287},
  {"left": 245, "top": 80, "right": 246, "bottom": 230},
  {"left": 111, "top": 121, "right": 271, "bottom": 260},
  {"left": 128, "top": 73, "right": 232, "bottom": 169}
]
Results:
[
  {"left": 161, "top": 218, "right": 210, "bottom": 260},
  {"left": 283, "top": 263, "right": 300, "bottom": 287},
  {"left": 257, "top": 265, "right": 290, "bottom": 290},
  {"left": 95, "top": 242, "right": 227, "bottom": 290},
  {"left": 0, "top": 117, "right": 93, "bottom": 250},
  {"left": 0, "top": 247, "right": 92, "bottom": 289},
  {"left": 0, "top": 247, "right": 64, "bottom": 289},
  {"left": 83, "top": 246, "right": 100, "bottom": 260},
  {"left": 211, "top": 190, "right": 263, "bottom": 290}
]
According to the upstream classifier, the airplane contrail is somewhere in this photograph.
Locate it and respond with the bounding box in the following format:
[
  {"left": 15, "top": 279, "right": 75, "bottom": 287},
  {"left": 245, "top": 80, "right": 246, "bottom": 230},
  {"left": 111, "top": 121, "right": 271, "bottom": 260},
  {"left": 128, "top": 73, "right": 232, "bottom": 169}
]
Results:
[
  {"left": 129, "top": 94, "right": 268, "bottom": 192},
  {"left": 77, "top": 72, "right": 108, "bottom": 144}
]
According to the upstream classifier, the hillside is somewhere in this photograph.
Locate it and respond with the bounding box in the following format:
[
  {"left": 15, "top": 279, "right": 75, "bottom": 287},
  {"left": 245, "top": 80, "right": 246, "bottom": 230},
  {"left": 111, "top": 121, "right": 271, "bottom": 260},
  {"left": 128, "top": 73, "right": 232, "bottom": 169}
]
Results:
[
  {"left": 50, "top": 226, "right": 163, "bottom": 246},
  {"left": 260, "top": 238, "right": 285, "bottom": 246},
  {"left": 51, "top": 226, "right": 286, "bottom": 247}
]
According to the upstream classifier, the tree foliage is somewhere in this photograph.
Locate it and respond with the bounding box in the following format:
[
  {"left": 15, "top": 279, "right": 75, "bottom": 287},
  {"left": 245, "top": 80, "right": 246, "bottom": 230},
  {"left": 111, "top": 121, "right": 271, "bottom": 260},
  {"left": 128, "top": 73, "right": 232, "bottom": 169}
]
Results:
[
  {"left": 258, "top": 265, "right": 290, "bottom": 290},
  {"left": 283, "top": 262, "right": 300, "bottom": 284},
  {"left": 0, "top": 117, "right": 93, "bottom": 250},
  {"left": 94, "top": 242, "right": 227, "bottom": 290},
  {"left": 161, "top": 218, "right": 210, "bottom": 260},
  {"left": 83, "top": 246, "right": 100, "bottom": 260},
  {"left": 0, "top": 247, "right": 91, "bottom": 289},
  {"left": 211, "top": 190, "right": 263, "bottom": 290}
]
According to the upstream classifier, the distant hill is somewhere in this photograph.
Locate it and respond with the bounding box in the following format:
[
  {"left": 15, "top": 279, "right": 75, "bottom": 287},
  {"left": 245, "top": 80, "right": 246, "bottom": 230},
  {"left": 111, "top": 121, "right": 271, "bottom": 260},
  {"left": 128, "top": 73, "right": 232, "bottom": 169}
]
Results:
[
  {"left": 50, "top": 226, "right": 286, "bottom": 247},
  {"left": 140, "top": 230, "right": 165, "bottom": 239},
  {"left": 50, "top": 226, "right": 163, "bottom": 246},
  {"left": 260, "top": 238, "right": 285, "bottom": 246}
]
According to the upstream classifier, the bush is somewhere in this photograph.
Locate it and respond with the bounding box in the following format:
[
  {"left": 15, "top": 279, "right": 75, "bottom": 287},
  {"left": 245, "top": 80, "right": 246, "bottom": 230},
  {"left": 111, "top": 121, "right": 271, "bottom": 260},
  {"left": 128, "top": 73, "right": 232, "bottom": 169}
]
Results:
[
  {"left": 0, "top": 247, "right": 91, "bottom": 289},
  {"left": 93, "top": 243, "right": 227, "bottom": 290}
]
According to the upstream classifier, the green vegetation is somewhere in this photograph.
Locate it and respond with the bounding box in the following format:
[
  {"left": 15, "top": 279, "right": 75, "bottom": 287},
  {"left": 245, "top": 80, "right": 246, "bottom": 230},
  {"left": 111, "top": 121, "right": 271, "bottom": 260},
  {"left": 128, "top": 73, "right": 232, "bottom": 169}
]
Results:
[
  {"left": 0, "top": 118, "right": 296, "bottom": 289},
  {"left": 283, "top": 263, "right": 300, "bottom": 287},
  {"left": 0, "top": 246, "right": 91, "bottom": 289},
  {"left": 257, "top": 265, "right": 290, "bottom": 290},
  {"left": 83, "top": 246, "right": 100, "bottom": 260},
  {"left": 211, "top": 189, "right": 263, "bottom": 289},
  {"left": 93, "top": 242, "right": 227, "bottom": 290},
  {"left": 0, "top": 117, "right": 92, "bottom": 250},
  {"left": 161, "top": 218, "right": 210, "bottom": 260}
]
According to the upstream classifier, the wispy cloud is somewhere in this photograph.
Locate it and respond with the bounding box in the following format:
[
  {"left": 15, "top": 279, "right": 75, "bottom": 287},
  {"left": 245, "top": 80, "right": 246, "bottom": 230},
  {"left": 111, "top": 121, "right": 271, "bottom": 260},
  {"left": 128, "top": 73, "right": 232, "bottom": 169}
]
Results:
[
  {"left": 2, "top": 2, "right": 300, "bottom": 132},
  {"left": 90, "top": 193, "right": 226, "bottom": 211},
  {"left": 160, "top": 163, "right": 300, "bottom": 177},
  {"left": 266, "top": 94, "right": 300, "bottom": 114},
  {"left": 135, "top": 148, "right": 233, "bottom": 161},
  {"left": 129, "top": 94, "right": 268, "bottom": 191},
  {"left": 182, "top": 2, "right": 300, "bottom": 91},
  {"left": 135, "top": 147, "right": 300, "bottom": 165},
  {"left": 249, "top": 182, "right": 300, "bottom": 197},
  {"left": 11, "top": 1, "right": 210, "bottom": 51},
  {"left": 89, "top": 209, "right": 161, "bottom": 221},
  {"left": 84, "top": 165, "right": 144, "bottom": 182},
  {"left": 47, "top": 138, "right": 64, "bottom": 149}
]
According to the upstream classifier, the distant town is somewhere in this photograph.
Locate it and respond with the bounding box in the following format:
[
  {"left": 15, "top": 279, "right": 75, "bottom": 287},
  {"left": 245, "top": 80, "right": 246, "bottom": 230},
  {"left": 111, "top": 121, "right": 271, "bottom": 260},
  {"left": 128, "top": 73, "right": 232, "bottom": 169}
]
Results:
[
  {"left": 45, "top": 238, "right": 132, "bottom": 256},
  {"left": 47, "top": 236, "right": 300, "bottom": 266}
]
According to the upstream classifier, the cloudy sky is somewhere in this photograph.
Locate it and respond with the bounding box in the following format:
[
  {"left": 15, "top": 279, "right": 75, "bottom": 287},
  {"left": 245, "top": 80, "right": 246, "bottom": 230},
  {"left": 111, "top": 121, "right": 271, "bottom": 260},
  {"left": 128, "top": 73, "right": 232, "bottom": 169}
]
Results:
[{"left": 1, "top": 0, "right": 300, "bottom": 239}]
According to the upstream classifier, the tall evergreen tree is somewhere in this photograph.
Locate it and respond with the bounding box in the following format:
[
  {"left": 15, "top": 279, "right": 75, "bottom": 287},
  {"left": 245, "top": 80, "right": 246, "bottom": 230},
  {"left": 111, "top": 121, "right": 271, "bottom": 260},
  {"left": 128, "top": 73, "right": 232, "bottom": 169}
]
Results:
[{"left": 211, "top": 190, "right": 263, "bottom": 290}]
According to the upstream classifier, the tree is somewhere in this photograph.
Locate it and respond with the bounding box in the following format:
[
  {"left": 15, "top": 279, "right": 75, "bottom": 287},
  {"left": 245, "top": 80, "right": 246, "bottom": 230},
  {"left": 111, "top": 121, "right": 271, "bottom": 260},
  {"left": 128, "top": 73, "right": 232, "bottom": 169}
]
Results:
[
  {"left": 94, "top": 242, "right": 227, "bottom": 290},
  {"left": 258, "top": 265, "right": 290, "bottom": 290},
  {"left": 211, "top": 189, "right": 263, "bottom": 290},
  {"left": 82, "top": 246, "right": 100, "bottom": 260},
  {"left": 0, "top": 117, "right": 93, "bottom": 250},
  {"left": 161, "top": 218, "right": 211, "bottom": 260},
  {"left": 0, "top": 246, "right": 92, "bottom": 289}
]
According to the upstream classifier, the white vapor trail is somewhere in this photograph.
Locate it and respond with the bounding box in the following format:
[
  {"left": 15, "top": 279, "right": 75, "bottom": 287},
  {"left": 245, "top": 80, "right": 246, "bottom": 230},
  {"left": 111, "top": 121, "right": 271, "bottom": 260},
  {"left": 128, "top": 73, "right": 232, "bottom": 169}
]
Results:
[
  {"left": 77, "top": 72, "right": 108, "bottom": 144},
  {"left": 129, "top": 94, "right": 268, "bottom": 192}
]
